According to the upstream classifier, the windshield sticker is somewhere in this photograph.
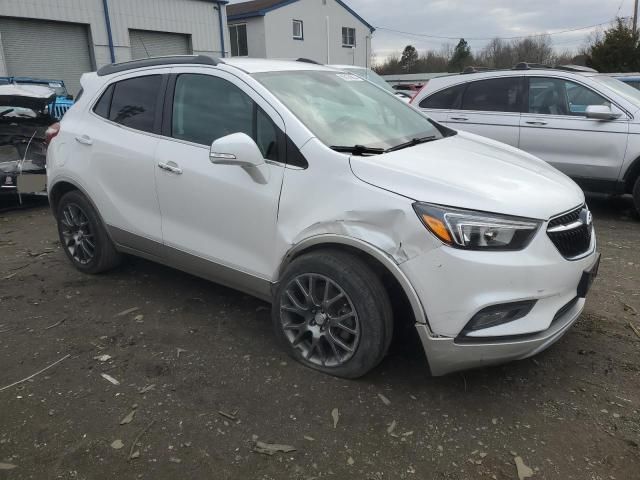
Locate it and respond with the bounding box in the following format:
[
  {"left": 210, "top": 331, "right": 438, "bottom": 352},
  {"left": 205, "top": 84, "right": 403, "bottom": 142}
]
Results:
[{"left": 336, "top": 73, "right": 364, "bottom": 82}]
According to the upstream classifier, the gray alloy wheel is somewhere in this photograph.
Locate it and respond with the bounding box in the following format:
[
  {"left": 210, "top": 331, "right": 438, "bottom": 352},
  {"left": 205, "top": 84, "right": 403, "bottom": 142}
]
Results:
[
  {"left": 60, "top": 203, "right": 96, "bottom": 265},
  {"left": 280, "top": 273, "right": 361, "bottom": 367}
]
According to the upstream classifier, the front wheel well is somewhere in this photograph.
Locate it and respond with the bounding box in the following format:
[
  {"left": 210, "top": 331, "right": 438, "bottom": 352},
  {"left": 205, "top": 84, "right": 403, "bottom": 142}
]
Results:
[
  {"left": 49, "top": 181, "right": 79, "bottom": 216},
  {"left": 624, "top": 156, "right": 640, "bottom": 193},
  {"left": 280, "top": 243, "right": 417, "bottom": 336}
]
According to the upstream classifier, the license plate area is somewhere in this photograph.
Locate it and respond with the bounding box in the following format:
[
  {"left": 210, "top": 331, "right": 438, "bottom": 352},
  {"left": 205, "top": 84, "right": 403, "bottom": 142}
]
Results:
[{"left": 577, "top": 253, "right": 600, "bottom": 298}]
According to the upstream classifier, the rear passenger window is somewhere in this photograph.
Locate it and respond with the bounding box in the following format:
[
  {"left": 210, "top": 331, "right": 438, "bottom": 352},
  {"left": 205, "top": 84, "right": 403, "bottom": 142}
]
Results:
[
  {"left": 99, "top": 75, "right": 162, "bottom": 133},
  {"left": 419, "top": 85, "right": 463, "bottom": 109},
  {"left": 171, "top": 73, "right": 280, "bottom": 162},
  {"left": 93, "top": 84, "right": 113, "bottom": 119},
  {"left": 461, "top": 78, "right": 522, "bottom": 113}
]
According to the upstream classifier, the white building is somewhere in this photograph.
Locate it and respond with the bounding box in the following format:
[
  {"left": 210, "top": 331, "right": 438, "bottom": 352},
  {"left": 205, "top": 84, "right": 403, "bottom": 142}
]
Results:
[
  {"left": 227, "top": 0, "right": 373, "bottom": 67},
  {"left": 0, "top": 0, "right": 231, "bottom": 94}
]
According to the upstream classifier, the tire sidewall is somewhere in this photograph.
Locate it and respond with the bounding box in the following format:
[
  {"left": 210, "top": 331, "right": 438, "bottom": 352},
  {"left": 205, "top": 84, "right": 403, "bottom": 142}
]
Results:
[
  {"left": 56, "top": 191, "right": 108, "bottom": 274},
  {"left": 272, "top": 253, "right": 389, "bottom": 379}
]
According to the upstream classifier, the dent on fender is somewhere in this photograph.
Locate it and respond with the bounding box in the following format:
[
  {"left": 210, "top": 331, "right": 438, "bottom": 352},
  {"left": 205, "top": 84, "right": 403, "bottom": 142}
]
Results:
[{"left": 289, "top": 209, "right": 421, "bottom": 264}]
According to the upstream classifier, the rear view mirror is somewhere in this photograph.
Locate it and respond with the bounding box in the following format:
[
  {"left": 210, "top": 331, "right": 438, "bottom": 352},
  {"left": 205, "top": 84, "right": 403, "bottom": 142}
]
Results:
[
  {"left": 210, "top": 132, "right": 265, "bottom": 168},
  {"left": 585, "top": 105, "right": 621, "bottom": 120}
]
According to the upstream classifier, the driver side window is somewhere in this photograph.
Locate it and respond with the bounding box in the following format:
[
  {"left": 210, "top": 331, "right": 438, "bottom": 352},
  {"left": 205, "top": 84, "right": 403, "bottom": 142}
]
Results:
[
  {"left": 528, "top": 77, "right": 610, "bottom": 116},
  {"left": 171, "top": 73, "right": 280, "bottom": 161}
]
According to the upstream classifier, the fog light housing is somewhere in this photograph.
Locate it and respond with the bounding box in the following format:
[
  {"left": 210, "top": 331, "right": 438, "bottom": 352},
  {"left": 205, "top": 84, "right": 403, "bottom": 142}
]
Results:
[{"left": 461, "top": 300, "right": 536, "bottom": 335}]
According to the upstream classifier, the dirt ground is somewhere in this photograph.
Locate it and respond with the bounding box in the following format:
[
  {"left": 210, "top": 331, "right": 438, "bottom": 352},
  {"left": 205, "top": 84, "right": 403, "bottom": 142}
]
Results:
[{"left": 0, "top": 194, "right": 638, "bottom": 480}]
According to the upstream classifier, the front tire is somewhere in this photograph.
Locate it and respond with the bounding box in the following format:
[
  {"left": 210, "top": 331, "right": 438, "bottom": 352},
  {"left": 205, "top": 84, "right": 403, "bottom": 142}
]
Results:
[
  {"left": 56, "top": 190, "right": 122, "bottom": 274},
  {"left": 272, "top": 250, "right": 393, "bottom": 379}
]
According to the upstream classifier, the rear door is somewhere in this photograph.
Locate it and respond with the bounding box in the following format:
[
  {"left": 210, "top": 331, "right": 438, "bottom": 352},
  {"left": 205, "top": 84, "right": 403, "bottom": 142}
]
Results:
[
  {"left": 74, "top": 71, "right": 168, "bottom": 252},
  {"left": 446, "top": 76, "right": 524, "bottom": 147},
  {"left": 519, "top": 76, "right": 629, "bottom": 183}
]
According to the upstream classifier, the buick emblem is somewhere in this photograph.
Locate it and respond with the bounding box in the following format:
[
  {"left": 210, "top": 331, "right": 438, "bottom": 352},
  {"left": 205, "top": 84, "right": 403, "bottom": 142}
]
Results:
[{"left": 579, "top": 208, "right": 593, "bottom": 227}]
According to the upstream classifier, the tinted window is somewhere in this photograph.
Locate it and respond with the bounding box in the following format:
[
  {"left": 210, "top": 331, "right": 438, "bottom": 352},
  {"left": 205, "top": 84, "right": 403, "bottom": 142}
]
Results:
[
  {"left": 93, "top": 84, "right": 113, "bottom": 119},
  {"left": 108, "top": 75, "right": 162, "bottom": 132},
  {"left": 461, "top": 77, "right": 522, "bottom": 112},
  {"left": 529, "top": 77, "right": 610, "bottom": 116},
  {"left": 171, "top": 74, "right": 279, "bottom": 161},
  {"left": 420, "top": 85, "right": 463, "bottom": 109}
]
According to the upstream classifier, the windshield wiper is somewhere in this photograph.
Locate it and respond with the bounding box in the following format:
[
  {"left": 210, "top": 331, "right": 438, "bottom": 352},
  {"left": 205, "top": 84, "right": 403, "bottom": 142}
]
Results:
[
  {"left": 330, "top": 145, "right": 385, "bottom": 156},
  {"left": 385, "top": 135, "right": 438, "bottom": 153}
]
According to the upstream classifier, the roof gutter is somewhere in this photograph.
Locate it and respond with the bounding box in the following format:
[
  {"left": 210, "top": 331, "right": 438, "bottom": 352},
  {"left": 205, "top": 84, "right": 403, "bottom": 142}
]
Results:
[{"left": 101, "top": 0, "right": 116, "bottom": 63}]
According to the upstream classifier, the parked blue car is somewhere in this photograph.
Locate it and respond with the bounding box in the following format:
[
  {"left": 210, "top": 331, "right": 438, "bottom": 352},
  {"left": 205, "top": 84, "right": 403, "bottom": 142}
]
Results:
[{"left": 0, "top": 77, "right": 74, "bottom": 119}]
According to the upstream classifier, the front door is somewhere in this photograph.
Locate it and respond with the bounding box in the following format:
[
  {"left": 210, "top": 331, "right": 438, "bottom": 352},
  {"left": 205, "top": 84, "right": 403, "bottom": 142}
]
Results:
[
  {"left": 154, "top": 69, "right": 285, "bottom": 294},
  {"left": 519, "top": 76, "right": 629, "bottom": 183},
  {"left": 446, "top": 76, "right": 523, "bottom": 147}
]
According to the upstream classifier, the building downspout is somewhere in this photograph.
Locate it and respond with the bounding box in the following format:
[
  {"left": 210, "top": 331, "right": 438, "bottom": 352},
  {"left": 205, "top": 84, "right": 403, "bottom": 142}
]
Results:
[
  {"left": 214, "top": 3, "right": 226, "bottom": 58},
  {"left": 101, "top": 0, "right": 116, "bottom": 63},
  {"left": 326, "top": 16, "right": 330, "bottom": 64}
]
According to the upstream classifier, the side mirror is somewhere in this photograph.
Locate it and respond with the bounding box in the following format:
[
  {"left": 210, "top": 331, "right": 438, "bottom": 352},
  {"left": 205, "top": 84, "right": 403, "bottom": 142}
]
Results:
[
  {"left": 210, "top": 132, "right": 265, "bottom": 168},
  {"left": 585, "top": 105, "right": 621, "bottom": 120}
]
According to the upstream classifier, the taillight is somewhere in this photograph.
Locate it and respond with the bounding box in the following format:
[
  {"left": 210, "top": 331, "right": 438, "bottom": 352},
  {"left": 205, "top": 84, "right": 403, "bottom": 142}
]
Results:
[{"left": 45, "top": 122, "right": 60, "bottom": 145}]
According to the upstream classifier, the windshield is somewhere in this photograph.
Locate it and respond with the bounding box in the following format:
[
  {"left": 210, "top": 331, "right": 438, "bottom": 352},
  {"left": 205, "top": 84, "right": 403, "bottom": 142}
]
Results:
[
  {"left": 593, "top": 75, "right": 640, "bottom": 106},
  {"left": 254, "top": 70, "right": 443, "bottom": 150},
  {"left": 340, "top": 67, "right": 395, "bottom": 93}
]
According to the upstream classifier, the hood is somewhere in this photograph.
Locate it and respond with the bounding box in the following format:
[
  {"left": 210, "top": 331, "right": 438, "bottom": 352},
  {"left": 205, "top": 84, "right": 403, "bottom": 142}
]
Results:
[
  {"left": 0, "top": 84, "right": 56, "bottom": 111},
  {"left": 350, "top": 131, "right": 584, "bottom": 220}
]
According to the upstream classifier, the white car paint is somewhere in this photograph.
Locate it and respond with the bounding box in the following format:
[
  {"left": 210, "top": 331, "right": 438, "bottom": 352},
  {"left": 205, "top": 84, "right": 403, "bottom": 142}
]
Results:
[
  {"left": 48, "top": 57, "right": 599, "bottom": 376},
  {"left": 412, "top": 68, "right": 640, "bottom": 196}
]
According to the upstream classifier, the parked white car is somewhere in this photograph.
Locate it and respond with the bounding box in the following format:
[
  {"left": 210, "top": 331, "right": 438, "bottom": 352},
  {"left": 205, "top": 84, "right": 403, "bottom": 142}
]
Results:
[
  {"left": 412, "top": 64, "right": 640, "bottom": 215},
  {"left": 47, "top": 56, "right": 599, "bottom": 378}
]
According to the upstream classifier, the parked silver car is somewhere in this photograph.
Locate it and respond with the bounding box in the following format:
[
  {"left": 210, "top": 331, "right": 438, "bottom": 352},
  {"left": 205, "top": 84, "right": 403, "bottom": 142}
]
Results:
[{"left": 413, "top": 64, "right": 640, "bottom": 215}]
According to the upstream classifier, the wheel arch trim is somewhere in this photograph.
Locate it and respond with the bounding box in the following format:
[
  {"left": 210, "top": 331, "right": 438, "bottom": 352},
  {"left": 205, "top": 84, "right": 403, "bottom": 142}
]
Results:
[{"left": 278, "top": 234, "right": 429, "bottom": 326}]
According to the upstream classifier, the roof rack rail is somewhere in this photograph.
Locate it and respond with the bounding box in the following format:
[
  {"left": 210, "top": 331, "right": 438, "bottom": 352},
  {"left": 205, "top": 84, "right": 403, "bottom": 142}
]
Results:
[
  {"left": 554, "top": 64, "right": 598, "bottom": 73},
  {"left": 296, "top": 58, "right": 322, "bottom": 65},
  {"left": 97, "top": 55, "right": 220, "bottom": 76},
  {"left": 513, "top": 62, "right": 553, "bottom": 70},
  {"left": 462, "top": 66, "right": 492, "bottom": 74}
]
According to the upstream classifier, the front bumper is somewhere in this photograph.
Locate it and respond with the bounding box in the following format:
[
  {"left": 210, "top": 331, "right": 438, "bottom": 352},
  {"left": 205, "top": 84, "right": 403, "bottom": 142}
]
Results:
[
  {"left": 401, "top": 223, "right": 598, "bottom": 376},
  {"left": 416, "top": 295, "right": 584, "bottom": 375}
]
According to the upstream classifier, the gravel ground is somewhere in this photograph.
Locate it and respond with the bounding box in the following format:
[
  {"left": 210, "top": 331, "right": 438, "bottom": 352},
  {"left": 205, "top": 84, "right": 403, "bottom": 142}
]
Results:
[{"left": 0, "top": 194, "right": 638, "bottom": 480}]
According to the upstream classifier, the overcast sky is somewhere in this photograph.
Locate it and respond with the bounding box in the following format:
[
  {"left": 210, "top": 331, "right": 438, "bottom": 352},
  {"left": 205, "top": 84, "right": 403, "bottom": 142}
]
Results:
[{"left": 346, "top": 0, "right": 632, "bottom": 61}]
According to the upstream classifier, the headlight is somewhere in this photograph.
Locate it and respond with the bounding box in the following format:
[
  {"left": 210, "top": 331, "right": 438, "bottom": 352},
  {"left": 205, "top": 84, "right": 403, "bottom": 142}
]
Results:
[{"left": 413, "top": 203, "right": 542, "bottom": 251}]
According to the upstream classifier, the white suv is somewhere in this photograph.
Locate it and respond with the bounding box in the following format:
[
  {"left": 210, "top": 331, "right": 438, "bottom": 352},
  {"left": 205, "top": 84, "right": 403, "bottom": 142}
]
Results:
[
  {"left": 47, "top": 56, "right": 599, "bottom": 378},
  {"left": 412, "top": 64, "right": 640, "bottom": 216}
]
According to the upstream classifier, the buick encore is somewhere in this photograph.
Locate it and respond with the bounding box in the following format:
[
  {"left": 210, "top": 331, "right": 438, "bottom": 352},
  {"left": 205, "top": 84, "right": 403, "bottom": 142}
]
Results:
[{"left": 47, "top": 56, "right": 600, "bottom": 378}]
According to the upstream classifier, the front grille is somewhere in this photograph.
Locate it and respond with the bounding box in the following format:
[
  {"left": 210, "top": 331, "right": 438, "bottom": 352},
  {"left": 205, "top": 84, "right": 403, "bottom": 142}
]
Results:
[{"left": 547, "top": 205, "right": 593, "bottom": 259}]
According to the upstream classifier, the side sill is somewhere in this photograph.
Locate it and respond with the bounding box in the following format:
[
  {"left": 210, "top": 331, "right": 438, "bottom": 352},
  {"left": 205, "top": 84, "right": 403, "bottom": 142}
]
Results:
[{"left": 108, "top": 225, "right": 272, "bottom": 302}]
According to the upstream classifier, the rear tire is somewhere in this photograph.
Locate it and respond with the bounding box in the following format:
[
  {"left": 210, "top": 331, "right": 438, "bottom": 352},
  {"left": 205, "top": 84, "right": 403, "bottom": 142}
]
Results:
[
  {"left": 633, "top": 176, "right": 640, "bottom": 218},
  {"left": 272, "top": 250, "right": 393, "bottom": 379},
  {"left": 56, "top": 190, "right": 122, "bottom": 274}
]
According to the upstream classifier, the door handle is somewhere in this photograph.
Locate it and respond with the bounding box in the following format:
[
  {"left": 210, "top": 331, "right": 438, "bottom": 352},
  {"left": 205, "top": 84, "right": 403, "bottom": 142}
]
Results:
[
  {"left": 75, "top": 135, "right": 93, "bottom": 145},
  {"left": 525, "top": 120, "right": 548, "bottom": 126},
  {"left": 450, "top": 116, "right": 469, "bottom": 121},
  {"left": 157, "top": 162, "right": 183, "bottom": 175}
]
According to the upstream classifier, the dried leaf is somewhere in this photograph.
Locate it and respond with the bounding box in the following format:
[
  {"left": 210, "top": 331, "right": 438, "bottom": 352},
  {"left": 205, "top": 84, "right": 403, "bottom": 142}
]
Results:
[
  {"left": 0, "top": 463, "right": 17, "bottom": 470},
  {"left": 111, "top": 439, "right": 124, "bottom": 450},
  {"left": 120, "top": 410, "right": 136, "bottom": 425},
  {"left": 378, "top": 393, "right": 391, "bottom": 406},
  {"left": 331, "top": 408, "right": 339, "bottom": 428},
  {"left": 101, "top": 373, "right": 120, "bottom": 385},
  {"left": 94, "top": 354, "right": 112, "bottom": 362},
  {"left": 387, "top": 420, "right": 397, "bottom": 435},
  {"left": 138, "top": 384, "right": 155, "bottom": 394},
  {"left": 514, "top": 456, "right": 534, "bottom": 480},
  {"left": 253, "top": 441, "right": 296, "bottom": 456},
  {"left": 114, "top": 307, "right": 139, "bottom": 318}
]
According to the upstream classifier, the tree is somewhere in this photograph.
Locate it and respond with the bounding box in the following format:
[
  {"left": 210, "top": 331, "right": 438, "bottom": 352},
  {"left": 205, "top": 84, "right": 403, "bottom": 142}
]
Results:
[
  {"left": 586, "top": 18, "right": 640, "bottom": 72},
  {"left": 400, "top": 45, "right": 419, "bottom": 72},
  {"left": 448, "top": 38, "right": 473, "bottom": 72}
]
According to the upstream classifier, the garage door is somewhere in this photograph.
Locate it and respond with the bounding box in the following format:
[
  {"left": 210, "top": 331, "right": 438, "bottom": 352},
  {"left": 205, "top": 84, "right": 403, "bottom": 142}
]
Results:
[
  {"left": 130, "top": 30, "right": 191, "bottom": 60},
  {"left": 0, "top": 17, "right": 92, "bottom": 95}
]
